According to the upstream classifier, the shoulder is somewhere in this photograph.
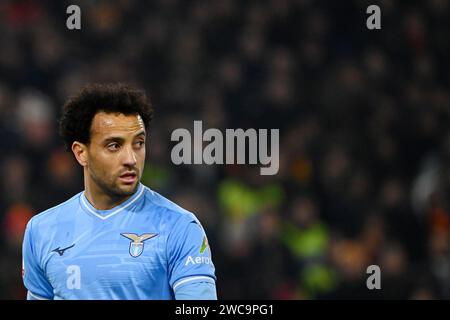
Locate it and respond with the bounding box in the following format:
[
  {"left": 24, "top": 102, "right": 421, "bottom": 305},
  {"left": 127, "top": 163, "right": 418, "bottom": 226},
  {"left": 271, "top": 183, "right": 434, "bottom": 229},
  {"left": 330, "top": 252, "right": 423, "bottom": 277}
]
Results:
[
  {"left": 141, "top": 185, "right": 203, "bottom": 229},
  {"left": 27, "top": 192, "right": 82, "bottom": 234}
]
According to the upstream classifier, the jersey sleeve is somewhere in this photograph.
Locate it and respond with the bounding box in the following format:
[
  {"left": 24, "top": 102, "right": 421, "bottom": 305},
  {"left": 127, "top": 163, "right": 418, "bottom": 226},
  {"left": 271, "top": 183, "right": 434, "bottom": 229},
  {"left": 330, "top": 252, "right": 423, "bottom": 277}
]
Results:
[
  {"left": 174, "top": 281, "right": 217, "bottom": 300},
  {"left": 167, "top": 215, "right": 217, "bottom": 297},
  {"left": 22, "top": 219, "right": 54, "bottom": 300}
]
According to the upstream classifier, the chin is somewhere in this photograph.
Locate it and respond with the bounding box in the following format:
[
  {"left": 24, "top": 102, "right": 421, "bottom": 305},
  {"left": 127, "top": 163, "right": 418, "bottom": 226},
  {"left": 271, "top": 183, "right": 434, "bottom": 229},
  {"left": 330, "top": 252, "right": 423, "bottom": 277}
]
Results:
[{"left": 118, "top": 182, "right": 139, "bottom": 195}]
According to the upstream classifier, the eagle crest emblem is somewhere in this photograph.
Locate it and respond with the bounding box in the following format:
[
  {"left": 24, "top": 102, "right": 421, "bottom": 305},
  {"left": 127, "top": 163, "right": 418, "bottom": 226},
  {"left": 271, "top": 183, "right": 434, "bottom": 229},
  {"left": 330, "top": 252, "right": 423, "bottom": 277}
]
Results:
[{"left": 121, "top": 233, "right": 158, "bottom": 257}]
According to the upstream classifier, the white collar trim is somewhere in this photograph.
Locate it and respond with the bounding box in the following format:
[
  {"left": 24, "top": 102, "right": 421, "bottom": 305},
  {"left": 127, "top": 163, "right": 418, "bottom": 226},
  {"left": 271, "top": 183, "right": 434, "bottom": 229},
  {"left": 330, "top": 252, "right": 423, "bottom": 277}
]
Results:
[{"left": 80, "top": 184, "right": 145, "bottom": 220}]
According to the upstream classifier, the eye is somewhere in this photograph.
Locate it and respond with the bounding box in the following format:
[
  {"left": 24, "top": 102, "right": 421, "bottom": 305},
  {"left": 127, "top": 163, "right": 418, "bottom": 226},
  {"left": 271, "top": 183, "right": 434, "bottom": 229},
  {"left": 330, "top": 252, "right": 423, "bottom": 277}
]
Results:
[
  {"left": 135, "top": 141, "right": 145, "bottom": 148},
  {"left": 107, "top": 142, "right": 120, "bottom": 151}
]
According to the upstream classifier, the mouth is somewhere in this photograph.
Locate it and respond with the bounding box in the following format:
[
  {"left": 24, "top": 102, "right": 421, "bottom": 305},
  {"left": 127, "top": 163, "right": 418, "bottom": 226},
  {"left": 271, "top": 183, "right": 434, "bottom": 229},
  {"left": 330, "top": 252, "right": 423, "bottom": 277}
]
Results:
[{"left": 119, "top": 172, "right": 137, "bottom": 184}]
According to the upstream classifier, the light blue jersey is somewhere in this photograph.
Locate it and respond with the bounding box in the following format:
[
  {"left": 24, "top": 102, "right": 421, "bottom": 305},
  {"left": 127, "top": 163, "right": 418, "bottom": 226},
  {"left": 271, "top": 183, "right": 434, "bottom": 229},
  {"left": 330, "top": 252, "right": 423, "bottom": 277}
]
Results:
[{"left": 22, "top": 183, "right": 217, "bottom": 300}]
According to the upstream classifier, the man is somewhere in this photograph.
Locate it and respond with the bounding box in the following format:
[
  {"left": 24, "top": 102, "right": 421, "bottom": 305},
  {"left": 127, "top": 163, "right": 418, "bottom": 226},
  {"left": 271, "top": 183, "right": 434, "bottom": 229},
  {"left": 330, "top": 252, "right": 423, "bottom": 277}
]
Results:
[{"left": 22, "top": 83, "right": 217, "bottom": 300}]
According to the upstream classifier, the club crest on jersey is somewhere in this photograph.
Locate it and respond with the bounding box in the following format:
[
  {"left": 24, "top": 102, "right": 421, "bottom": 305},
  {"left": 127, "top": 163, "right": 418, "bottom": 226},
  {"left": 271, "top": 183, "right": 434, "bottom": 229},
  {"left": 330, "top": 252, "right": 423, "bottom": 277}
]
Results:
[{"left": 121, "top": 233, "right": 158, "bottom": 257}]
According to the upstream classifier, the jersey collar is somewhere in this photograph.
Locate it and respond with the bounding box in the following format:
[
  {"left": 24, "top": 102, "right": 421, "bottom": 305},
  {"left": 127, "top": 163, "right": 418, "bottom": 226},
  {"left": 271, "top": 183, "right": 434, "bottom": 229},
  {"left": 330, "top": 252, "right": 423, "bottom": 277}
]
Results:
[{"left": 80, "top": 183, "right": 145, "bottom": 220}]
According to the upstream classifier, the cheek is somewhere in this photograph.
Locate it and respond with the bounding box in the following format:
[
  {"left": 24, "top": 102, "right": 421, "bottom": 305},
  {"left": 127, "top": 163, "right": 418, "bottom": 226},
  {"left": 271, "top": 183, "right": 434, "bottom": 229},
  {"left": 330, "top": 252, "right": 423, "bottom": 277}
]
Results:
[
  {"left": 90, "top": 152, "right": 118, "bottom": 173},
  {"left": 137, "top": 146, "right": 146, "bottom": 159},
  {"left": 138, "top": 150, "right": 146, "bottom": 165}
]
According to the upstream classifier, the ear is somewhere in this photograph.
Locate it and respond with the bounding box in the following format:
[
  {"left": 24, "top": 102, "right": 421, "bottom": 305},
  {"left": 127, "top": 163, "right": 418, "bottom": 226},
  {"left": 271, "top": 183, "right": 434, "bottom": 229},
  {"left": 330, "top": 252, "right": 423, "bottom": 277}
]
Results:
[{"left": 72, "top": 141, "right": 88, "bottom": 167}]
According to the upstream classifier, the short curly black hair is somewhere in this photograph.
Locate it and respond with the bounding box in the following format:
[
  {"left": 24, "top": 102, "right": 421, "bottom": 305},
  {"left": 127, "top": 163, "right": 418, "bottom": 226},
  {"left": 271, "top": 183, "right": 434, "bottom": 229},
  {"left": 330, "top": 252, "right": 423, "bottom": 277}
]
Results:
[{"left": 59, "top": 83, "right": 154, "bottom": 151}]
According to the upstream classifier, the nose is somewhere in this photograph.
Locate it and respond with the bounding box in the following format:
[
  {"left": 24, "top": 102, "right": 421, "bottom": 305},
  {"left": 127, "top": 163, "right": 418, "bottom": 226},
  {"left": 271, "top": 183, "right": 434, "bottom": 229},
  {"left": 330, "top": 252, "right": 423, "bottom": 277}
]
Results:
[{"left": 122, "top": 145, "right": 137, "bottom": 167}]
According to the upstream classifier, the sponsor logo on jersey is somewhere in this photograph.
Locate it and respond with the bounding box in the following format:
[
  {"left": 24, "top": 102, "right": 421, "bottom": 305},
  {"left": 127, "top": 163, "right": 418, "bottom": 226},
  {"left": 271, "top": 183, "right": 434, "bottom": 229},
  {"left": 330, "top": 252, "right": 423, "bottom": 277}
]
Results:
[
  {"left": 200, "top": 236, "right": 209, "bottom": 254},
  {"left": 52, "top": 244, "right": 75, "bottom": 256},
  {"left": 185, "top": 255, "right": 212, "bottom": 266},
  {"left": 185, "top": 236, "right": 212, "bottom": 266}
]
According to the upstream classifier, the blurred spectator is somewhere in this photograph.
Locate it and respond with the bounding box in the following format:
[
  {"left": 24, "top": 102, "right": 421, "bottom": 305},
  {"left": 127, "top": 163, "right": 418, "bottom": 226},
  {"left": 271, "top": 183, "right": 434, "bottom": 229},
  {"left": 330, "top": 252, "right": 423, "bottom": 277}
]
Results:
[{"left": 0, "top": 0, "right": 449, "bottom": 299}]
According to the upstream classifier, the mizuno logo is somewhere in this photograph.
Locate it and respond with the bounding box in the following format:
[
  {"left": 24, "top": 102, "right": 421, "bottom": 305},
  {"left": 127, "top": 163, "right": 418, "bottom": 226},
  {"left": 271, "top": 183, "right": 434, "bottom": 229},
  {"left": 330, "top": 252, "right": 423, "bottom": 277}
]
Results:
[{"left": 52, "top": 244, "right": 75, "bottom": 256}]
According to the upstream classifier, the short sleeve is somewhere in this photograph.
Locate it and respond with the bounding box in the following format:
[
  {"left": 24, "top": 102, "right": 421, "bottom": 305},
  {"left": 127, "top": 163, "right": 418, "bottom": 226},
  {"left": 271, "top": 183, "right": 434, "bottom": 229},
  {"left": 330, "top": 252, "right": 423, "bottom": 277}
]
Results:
[
  {"left": 22, "top": 219, "right": 54, "bottom": 300},
  {"left": 174, "top": 281, "right": 217, "bottom": 300},
  {"left": 167, "top": 215, "right": 216, "bottom": 293}
]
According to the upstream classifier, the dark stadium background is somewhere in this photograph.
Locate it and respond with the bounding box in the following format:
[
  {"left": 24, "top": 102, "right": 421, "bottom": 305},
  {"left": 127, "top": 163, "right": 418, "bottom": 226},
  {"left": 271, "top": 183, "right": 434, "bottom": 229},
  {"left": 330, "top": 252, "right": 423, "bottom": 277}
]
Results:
[{"left": 0, "top": 0, "right": 449, "bottom": 299}]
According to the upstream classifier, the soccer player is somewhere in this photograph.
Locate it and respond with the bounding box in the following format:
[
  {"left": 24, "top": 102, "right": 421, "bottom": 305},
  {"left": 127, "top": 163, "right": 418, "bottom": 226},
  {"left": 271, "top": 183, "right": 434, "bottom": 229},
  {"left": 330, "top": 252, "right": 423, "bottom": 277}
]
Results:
[{"left": 22, "top": 83, "right": 217, "bottom": 300}]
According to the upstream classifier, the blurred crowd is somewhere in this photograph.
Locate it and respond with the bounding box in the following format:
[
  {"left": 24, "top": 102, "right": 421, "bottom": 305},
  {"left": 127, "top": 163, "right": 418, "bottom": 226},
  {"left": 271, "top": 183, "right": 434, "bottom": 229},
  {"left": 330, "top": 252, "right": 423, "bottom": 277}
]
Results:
[{"left": 0, "top": 0, "right": 449, "bottom": 299}]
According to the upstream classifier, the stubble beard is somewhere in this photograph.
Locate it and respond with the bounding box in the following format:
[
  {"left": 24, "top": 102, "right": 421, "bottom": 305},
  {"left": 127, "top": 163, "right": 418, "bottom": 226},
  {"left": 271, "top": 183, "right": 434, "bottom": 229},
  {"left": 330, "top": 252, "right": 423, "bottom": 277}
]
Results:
[{"left": 90, "top": 168, "right": 140, "bottom": 200}]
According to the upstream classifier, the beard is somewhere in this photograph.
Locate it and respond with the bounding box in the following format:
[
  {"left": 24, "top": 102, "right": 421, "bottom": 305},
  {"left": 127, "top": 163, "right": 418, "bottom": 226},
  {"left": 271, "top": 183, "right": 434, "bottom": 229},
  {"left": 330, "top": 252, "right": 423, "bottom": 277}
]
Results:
[{"left": 89, "top": 166, "right": 140, "bottom": 200}]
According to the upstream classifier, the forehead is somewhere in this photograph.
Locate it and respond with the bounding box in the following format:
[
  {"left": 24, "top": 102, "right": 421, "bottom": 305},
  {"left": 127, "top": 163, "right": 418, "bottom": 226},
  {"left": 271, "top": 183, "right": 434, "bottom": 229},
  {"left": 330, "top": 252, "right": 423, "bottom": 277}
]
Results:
[{"left": 90, "top": 112, "right": 145, "bottom": 138}]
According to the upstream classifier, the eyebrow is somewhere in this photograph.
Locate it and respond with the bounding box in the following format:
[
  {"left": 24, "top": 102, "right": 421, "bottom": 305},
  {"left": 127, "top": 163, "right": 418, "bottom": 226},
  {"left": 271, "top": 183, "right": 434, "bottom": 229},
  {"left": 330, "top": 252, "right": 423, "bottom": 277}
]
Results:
[{"left": 102, "top": 131, "right": 146, "bottom": 143}]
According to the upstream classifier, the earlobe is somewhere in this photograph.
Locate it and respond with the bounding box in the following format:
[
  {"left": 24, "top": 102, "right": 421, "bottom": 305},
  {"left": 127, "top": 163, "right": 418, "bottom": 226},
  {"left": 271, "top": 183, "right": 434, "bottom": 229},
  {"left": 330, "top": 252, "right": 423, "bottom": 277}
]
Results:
[{"left": 72, "top": 142, "right": 88, "bottom": 167}]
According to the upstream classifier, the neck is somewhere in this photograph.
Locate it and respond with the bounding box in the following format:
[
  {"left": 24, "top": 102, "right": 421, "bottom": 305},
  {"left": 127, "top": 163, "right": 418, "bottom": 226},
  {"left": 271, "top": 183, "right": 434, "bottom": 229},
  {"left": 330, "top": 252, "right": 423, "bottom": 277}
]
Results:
[{"left": 83, "top": 175, "right": 134, "bottom": 210}]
